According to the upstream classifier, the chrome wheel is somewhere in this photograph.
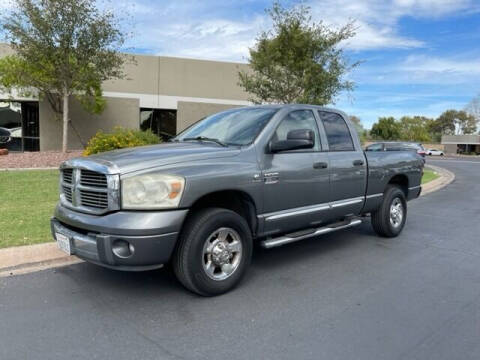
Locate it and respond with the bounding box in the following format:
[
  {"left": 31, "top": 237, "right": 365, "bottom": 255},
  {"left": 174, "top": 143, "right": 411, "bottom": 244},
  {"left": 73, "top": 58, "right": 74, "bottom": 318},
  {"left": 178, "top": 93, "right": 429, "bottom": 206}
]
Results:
[
  {"left": 202, "top": 227, "right": 243, "bottom": 281},
  {"left": 389, "top": 198, "right": 404, "bottom": 228}
]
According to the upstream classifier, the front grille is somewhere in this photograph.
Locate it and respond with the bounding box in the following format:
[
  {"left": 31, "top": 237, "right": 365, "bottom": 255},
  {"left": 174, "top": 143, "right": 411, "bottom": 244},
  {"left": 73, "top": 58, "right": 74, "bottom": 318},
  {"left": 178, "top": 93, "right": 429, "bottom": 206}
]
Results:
[
  {"left": 60, "top": 167, "right": 119, "bottom": 214},
  {"left": 80, "top": 170, "right": 107, "bottom": 188},
  {"left": 62, "top": 185, "right": 73, "bottom": 202},
  {"left": 79, "top": 189, "right": 108, "bottom": 209},
  {"left": 63, "top": 168, "right": 73, "bottom": 184}
]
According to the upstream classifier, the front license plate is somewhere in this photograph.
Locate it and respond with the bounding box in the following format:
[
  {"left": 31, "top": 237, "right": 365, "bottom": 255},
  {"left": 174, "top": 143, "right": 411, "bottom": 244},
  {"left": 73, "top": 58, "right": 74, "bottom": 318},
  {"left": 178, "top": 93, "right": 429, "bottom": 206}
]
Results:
[{"left": 56, "top": 232, "right": 72, "bottom": 255}]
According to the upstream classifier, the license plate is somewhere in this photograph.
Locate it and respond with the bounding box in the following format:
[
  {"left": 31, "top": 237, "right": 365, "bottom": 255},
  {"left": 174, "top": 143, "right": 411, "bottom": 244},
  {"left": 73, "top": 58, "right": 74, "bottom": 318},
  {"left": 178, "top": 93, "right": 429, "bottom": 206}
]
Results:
[{"left": 56, "top": 232, "right": 72, "bottom": 255}]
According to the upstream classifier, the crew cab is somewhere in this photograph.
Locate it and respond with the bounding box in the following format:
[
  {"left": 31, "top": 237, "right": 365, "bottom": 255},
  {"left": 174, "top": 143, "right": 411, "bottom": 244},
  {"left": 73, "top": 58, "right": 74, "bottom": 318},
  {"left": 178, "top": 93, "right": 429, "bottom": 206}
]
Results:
[{"left": 51, "top": 105, "right": 424, "bottom": 296}]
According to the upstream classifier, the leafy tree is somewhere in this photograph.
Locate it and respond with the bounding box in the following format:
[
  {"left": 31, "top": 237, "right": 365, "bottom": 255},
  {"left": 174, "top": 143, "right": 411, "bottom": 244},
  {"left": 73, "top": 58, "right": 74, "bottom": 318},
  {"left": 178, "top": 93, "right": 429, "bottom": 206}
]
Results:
[
  {"left": 434, "top": 110, "right": 476, "bottom": 136},
  {"left": 399, "top": 116, "right": 432, "bottom": 142},
  {"left": 465, "top": 94, "right": 480, "bottom": 127},
  {"left": 0, "top": 0, "right": 128, "bottom": 152},
  {"left": 349, "top": 115, "right": 367, "bottom": 145},
  {"left": 370, "top": 117, "right": 401, "bottom": 140},
  {"left": 238, "top": 1, "right": 358, "bottom": 105}
]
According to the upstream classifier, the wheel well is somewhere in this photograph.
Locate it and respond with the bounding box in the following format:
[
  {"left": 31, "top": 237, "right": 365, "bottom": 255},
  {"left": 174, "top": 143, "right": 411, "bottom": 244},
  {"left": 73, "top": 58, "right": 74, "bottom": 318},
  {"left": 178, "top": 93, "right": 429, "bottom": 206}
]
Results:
[
  {"left": 188, "top": 190, "right": 258, "bottom": 236},
  {"left": 388, "top": 174, "right": 409, "bottom": 196}
]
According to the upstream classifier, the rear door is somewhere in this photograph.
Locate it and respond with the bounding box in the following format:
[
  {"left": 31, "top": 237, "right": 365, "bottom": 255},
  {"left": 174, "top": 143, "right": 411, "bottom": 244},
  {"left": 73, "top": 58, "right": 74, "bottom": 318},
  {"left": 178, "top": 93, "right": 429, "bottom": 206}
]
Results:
[{"left": 317, "top": 111, "right": 367, "bottom": 218}]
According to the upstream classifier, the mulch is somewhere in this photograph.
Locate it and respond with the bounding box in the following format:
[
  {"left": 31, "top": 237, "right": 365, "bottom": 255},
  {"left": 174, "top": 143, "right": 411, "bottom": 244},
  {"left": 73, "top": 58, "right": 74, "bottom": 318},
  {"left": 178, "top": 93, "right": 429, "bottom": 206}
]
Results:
[{"left": 0, "top": 150, "right": 83, "bottom": 169}]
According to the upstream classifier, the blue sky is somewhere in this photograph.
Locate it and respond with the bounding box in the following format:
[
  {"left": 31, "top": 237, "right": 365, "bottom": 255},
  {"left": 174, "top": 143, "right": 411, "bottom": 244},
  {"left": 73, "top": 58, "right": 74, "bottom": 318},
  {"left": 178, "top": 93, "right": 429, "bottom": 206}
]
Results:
[{"left": 3, "top": 0, "right": 480, "bottom": 128}]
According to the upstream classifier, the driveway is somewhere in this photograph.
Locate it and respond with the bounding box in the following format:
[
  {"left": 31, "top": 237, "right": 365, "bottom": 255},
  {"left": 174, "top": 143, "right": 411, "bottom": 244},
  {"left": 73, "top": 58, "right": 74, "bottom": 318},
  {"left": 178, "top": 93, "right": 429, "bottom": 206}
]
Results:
[{"left": 1, "top": 158, "right": 479, "bottom": 360}]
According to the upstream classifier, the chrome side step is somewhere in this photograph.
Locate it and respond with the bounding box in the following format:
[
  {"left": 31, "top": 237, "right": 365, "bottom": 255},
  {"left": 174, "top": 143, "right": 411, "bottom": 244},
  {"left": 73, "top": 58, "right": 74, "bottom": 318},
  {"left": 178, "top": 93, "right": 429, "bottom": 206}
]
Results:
[{"left": 260, "top": 219, "right": 362, "bottom": 249}]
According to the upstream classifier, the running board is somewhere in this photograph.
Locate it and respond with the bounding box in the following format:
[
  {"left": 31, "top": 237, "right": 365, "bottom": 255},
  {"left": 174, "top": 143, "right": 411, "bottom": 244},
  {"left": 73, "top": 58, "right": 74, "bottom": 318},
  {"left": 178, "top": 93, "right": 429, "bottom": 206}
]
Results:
[{"left": 260, "top": 219, "right": 362, "bottom": 249}]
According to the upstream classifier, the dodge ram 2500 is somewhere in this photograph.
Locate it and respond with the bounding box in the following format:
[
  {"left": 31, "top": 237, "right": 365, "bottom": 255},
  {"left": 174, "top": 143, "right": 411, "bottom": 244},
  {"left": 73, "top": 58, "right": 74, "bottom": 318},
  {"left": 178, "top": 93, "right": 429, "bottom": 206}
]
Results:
[{"left": 51, "top": 105, "right": 423, "bottom": 296}]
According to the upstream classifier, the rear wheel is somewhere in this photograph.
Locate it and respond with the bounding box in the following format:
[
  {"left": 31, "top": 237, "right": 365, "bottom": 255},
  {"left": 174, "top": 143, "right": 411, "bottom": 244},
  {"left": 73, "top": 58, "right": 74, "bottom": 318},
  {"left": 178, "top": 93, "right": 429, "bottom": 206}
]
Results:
[
  {"left": 172, "top": 208, "right": 252, "bottom": 296},
  {"left": 371, "top": 185, "right": 407, "bottom": 237}
]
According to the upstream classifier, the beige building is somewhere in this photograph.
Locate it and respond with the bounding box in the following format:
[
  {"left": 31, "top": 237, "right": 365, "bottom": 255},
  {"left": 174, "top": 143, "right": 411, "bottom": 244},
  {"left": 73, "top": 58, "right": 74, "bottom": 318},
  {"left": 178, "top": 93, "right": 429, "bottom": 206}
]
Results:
[
  {"left": 0, "top": 44, "right": 250, "bottom": 151},
  {"left": 442, "top": 134, "right": 480, "bottom": 154}
]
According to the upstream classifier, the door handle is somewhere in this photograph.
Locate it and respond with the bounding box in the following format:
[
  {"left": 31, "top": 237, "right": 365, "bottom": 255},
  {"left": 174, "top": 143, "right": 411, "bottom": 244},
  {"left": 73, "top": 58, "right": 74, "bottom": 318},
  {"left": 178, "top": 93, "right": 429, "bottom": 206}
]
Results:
[
  {"left": 313, "top": 162, "right": 328, "bottom": 169},
  {"left": 353, "top": 160, "right": 364, "bottom": 166}
]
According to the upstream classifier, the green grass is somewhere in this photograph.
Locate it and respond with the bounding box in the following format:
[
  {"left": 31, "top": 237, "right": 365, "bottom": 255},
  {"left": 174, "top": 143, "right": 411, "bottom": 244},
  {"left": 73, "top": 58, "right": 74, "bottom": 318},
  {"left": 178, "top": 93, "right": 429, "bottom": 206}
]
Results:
[
  {"left": 0, "top": 169, "right": 59, "bottom": 249},
  {"left": 422, "top": 169, "right": 439, "bottom": 184}
]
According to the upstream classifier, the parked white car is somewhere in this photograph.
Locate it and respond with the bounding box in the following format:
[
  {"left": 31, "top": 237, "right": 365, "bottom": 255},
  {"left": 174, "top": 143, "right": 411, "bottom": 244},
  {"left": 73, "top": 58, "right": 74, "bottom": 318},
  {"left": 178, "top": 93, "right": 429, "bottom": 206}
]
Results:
[{"left": 426, "top": 149, "right": 444, "bottom": 156}]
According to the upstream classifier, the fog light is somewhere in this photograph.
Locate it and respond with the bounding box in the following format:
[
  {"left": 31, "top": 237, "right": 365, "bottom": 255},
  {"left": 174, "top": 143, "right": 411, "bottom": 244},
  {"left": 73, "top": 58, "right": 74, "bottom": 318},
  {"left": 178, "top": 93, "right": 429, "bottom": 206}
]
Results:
[{"left": 112, "top": 240, "right": 134, "bottom": 258}]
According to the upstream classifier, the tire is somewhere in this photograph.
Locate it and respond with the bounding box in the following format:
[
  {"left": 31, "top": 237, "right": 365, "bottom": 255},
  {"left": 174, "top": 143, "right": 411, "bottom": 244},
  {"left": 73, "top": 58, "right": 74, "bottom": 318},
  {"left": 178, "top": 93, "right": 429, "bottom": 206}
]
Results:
[
  {"left": 371, "top": 185, "right": 407, "bottom": 238},
  {"left": 172, "top": 207, "right": 253, "bottom": 296}
]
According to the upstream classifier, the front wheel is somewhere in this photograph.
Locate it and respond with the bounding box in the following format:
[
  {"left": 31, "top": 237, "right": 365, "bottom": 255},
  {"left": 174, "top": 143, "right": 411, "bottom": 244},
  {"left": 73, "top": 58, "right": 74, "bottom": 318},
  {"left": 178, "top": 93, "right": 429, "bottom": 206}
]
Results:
[
  {"left": 172, "top": 208, "right": 252, "bottom": 296},
  {"left": 371, "top": 185, "right": 407, "bottom": 237}
]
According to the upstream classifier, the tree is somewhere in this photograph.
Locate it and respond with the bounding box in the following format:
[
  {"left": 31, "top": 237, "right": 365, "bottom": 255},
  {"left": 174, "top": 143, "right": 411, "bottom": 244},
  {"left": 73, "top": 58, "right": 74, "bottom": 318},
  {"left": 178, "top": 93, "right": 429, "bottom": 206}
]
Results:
[
  {"left": 370, "top": 117, "right": 401, "bottom": 140},
  {"left": 238, "top": 1, "right": 358, "bottom": 105},
  {"left": 0, "top": 0, "right": 128, "bottom": 152},
  {"left": 465, "top": 94, "right": 480, "bottom": 127},
  {"left": 349, "top": 115, "right": 367, "bottom": 144},
  {"left": 399, "top": 116, "right": 432, "bottom": 142},
  {"left": 434, "top": 110, "right": 477, "bottom": 136}
]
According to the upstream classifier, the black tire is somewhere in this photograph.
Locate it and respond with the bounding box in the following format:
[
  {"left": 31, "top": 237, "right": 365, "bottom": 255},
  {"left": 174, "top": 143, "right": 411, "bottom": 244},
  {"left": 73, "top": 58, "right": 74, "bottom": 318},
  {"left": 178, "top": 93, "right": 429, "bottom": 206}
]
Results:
[
  {"left": 371, "top": 185, "right": 407, "bottom": 238},
  {"left": 172, "top": 207, "right": 252, "bottom": 296}
]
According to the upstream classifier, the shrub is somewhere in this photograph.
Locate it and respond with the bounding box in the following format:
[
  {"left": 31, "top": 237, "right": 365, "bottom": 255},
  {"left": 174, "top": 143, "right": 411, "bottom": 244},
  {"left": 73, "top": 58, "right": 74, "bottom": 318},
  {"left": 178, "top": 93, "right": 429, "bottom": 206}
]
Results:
[{"left": 83, "top": 127, "right": 161, "bottom": 156}]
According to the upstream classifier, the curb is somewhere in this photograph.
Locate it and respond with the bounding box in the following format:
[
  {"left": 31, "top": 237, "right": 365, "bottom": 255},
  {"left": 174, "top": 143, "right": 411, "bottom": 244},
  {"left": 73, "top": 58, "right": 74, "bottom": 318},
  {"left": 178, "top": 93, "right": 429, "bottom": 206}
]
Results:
[
  {"left": 0, "top": 242, "right": 83, "bottom": 278},
  {"left": 0, "top": 167, "right": 58, "bottom": 171},
  {"left": 421, "top": 164, "right": 455, "bottom": 196},
  {"left": 0, "top": 164, "right": 456, "bottom": 277}
]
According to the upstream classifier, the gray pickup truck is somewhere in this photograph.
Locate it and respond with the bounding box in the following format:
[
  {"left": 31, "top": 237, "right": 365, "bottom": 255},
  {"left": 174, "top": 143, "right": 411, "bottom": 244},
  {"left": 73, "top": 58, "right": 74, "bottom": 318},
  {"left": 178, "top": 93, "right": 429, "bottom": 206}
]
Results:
[{"left": 51, "top": 105, "right": 423, "bottom": 296}]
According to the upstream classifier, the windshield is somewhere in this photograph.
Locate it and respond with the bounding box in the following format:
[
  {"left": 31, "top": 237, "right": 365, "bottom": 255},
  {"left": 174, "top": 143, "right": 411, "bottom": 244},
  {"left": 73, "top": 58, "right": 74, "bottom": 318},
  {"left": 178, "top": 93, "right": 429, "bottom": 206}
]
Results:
[{"left": 175, "top": 108, "right": 278, "bottom": 146}]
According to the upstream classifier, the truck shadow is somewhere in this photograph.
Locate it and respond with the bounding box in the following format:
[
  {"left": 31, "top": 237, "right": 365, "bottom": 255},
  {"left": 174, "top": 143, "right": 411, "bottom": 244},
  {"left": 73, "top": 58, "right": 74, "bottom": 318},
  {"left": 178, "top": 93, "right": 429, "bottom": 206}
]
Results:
[{"left": 55, "top": 222, "right": 376, "bottom": 300}]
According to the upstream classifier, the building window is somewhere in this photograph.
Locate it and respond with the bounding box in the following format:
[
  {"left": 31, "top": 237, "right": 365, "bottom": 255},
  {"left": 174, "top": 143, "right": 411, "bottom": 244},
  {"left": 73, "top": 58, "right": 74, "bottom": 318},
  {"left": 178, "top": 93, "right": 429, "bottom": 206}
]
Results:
[
  {"left": 140, "top": 109, "right": 177, "bottom": 140},
  {"left": 0, "top": 101, "right": 39, "bottom": 152}
]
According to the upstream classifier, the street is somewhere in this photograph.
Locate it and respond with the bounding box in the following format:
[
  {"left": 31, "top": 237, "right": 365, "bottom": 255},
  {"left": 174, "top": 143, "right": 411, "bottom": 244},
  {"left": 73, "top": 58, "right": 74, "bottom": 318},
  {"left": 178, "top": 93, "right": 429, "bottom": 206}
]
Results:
[{"left": 1, "top": 158, "right": 479, "bottom": 360}]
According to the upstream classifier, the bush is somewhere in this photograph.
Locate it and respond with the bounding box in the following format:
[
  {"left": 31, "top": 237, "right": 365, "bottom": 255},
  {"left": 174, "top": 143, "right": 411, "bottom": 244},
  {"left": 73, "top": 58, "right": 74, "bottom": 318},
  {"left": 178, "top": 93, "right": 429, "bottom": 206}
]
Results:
[{"left": 83, "top": 127, "right": 161, "bottom": 156}]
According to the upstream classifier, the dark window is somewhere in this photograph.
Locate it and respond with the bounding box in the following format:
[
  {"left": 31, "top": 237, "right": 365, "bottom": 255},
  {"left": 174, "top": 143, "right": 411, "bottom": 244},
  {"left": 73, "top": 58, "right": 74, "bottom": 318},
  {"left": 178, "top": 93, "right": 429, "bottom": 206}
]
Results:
[
  {"left": 140, "top": 109, "right": 177, "bottom": 140},
  {"left": 0, "top": 101, "right": 39, "bottom": 151},
  {"left": 273, "top": 110, "right": 320, "bottom": 151},
  {"left": 319, "top": 111, "right": 354, "bottom": 151},
  {"left": 366, "top": 143, "right": 384, "bottom": 151}
]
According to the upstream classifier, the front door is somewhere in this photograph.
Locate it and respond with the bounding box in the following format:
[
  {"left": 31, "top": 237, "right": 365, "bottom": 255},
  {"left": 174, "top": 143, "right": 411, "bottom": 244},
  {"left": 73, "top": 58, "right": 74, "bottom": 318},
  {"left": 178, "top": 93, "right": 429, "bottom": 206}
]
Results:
[{"left": 261, "top": 109, "right": 330, "bottom": 235}]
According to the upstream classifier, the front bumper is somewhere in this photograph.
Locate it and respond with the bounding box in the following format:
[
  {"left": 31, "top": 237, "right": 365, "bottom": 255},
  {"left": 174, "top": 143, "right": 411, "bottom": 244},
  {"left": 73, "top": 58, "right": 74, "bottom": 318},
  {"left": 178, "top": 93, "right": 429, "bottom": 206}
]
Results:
[{"left": 51, "top": 203, "right": 189, "bottom": 271}]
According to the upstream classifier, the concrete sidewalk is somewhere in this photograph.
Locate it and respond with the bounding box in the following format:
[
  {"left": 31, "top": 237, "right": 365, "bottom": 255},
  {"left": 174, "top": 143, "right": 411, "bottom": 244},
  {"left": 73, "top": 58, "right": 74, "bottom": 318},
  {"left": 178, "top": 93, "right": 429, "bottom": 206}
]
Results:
[
  {"left": 0, "top": 164, "right": 455, "bottom": 277},
  {"left": 0, "top": 242, "right": 82, "bottom": 277}
]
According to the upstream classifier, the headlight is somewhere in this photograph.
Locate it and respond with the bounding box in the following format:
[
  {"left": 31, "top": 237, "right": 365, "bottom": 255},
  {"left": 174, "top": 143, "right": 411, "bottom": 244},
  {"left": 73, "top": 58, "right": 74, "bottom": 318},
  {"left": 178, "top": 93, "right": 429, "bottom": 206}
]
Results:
[{"left": 121, "top": 174, "right": 185, "bottom": 209}]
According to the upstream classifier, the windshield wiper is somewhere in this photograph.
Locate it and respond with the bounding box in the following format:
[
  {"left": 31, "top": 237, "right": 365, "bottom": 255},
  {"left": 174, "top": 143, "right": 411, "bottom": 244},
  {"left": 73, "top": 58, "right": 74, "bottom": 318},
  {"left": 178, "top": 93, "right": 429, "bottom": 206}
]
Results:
[{"left": 182, "top": 136, "right": 227, "bottom": 147}]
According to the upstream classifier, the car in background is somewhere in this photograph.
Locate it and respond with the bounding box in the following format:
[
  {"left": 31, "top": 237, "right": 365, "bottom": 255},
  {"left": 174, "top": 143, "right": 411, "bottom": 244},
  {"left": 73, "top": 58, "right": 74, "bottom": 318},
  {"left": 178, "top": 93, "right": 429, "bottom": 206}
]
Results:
[
  {"left": 0, "top": 127, "right": 11, "bottom": 144},
  {"left": 366, "top": 141, "right": 426, "bottom": 160},
  {"left": 425, "top": 148, "right": 444, "bottom": 156}
]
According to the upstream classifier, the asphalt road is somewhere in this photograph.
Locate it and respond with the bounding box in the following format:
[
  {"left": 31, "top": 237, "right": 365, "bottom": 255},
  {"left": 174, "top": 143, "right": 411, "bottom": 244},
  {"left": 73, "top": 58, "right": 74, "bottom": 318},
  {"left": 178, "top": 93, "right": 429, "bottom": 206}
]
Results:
[{"left": 1, "top": 158, "right": 480, "bottom": 360}]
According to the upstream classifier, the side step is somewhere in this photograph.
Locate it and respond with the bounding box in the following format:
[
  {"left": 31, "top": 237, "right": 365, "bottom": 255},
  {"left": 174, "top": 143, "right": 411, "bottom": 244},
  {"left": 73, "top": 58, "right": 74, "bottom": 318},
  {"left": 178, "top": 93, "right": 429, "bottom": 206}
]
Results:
[{"left": 260, "top": 219, "right": 362, "bottom": 249}]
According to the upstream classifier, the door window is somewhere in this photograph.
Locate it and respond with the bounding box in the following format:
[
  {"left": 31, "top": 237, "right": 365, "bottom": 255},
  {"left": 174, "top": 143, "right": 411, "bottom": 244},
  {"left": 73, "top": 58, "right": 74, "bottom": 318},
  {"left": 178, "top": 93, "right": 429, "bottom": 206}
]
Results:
[
  {"left": 318, "top": 111, "right": 354, "bottom": 151},
  {"left": 273, "top": 110, "right": 320, "bottom": 151}
]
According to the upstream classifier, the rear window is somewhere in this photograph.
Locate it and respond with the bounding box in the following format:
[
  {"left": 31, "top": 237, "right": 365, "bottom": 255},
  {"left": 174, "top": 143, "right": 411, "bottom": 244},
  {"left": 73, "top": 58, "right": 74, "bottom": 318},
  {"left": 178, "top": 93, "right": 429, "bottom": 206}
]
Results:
[{"left": 318, "top": 111, "right": 354, "bottom": 151}]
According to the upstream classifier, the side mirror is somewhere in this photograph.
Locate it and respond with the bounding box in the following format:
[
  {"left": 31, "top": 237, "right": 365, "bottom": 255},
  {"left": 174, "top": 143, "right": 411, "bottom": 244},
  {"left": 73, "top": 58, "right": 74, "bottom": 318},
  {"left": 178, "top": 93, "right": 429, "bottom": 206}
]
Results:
[{"left": 270, "top": 129, "right": 314, "bottom": 153}]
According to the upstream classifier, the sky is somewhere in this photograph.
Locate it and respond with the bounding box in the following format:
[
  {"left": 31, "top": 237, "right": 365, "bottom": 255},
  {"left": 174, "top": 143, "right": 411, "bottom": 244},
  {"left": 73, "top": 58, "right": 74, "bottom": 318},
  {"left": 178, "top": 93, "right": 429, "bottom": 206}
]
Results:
[{"left": 2, "top": 0, "right": 480, "bottom": 128}]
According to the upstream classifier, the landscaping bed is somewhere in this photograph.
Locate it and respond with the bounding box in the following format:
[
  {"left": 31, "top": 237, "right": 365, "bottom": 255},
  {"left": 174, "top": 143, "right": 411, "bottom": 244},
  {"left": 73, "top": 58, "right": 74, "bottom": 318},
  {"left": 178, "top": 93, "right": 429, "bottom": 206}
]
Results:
[
  {"left": 422, "top": 168, "right": 440, "bottom": 184},
  {"left": 0, "top": 150, "right": 83, "bottom": 169}
]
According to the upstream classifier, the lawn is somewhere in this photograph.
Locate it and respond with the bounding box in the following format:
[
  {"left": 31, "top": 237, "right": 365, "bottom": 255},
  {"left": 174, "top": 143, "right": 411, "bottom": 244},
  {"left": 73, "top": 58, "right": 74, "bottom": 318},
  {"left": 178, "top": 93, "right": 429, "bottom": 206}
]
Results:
[
  {"left": 0, "top": 169, "right": 59, "bottom": 249},
  {"left": 422, "top": 168, "right": 439, "bottom": 184}
]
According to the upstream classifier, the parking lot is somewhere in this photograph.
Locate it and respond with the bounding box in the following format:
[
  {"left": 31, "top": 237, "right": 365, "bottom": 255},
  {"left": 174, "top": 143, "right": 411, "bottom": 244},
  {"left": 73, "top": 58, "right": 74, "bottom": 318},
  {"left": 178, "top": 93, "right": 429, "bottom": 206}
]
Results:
[{"left": 1, "top": 157, "right": 479, "bottom": 360}]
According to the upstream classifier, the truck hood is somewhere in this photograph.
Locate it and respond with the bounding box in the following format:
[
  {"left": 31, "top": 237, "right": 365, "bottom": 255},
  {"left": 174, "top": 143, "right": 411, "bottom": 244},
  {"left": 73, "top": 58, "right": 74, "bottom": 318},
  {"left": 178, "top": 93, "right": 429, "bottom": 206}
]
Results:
[{"left": 64, "top": 142, "right": 241, "bottom": 174}]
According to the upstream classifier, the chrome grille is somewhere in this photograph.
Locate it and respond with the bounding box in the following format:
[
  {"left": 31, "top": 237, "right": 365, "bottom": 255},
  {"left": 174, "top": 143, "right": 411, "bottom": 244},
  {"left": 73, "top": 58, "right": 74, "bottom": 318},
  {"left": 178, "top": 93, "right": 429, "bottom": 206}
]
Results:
[
  {"left": 60, "top": 166, "right": 119, "bottom": 215},
  {"left": 62, "top": 185, "right": 73, "bottom": 202},
  {"left": 80, "top": 170, "right": 107, "bottom": 188},
  {"left": 63, "top": 168, "right": 73, "bottom": 184},
  {"left": 79, "top": 189, "right": 108, "bottom": 209}
]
